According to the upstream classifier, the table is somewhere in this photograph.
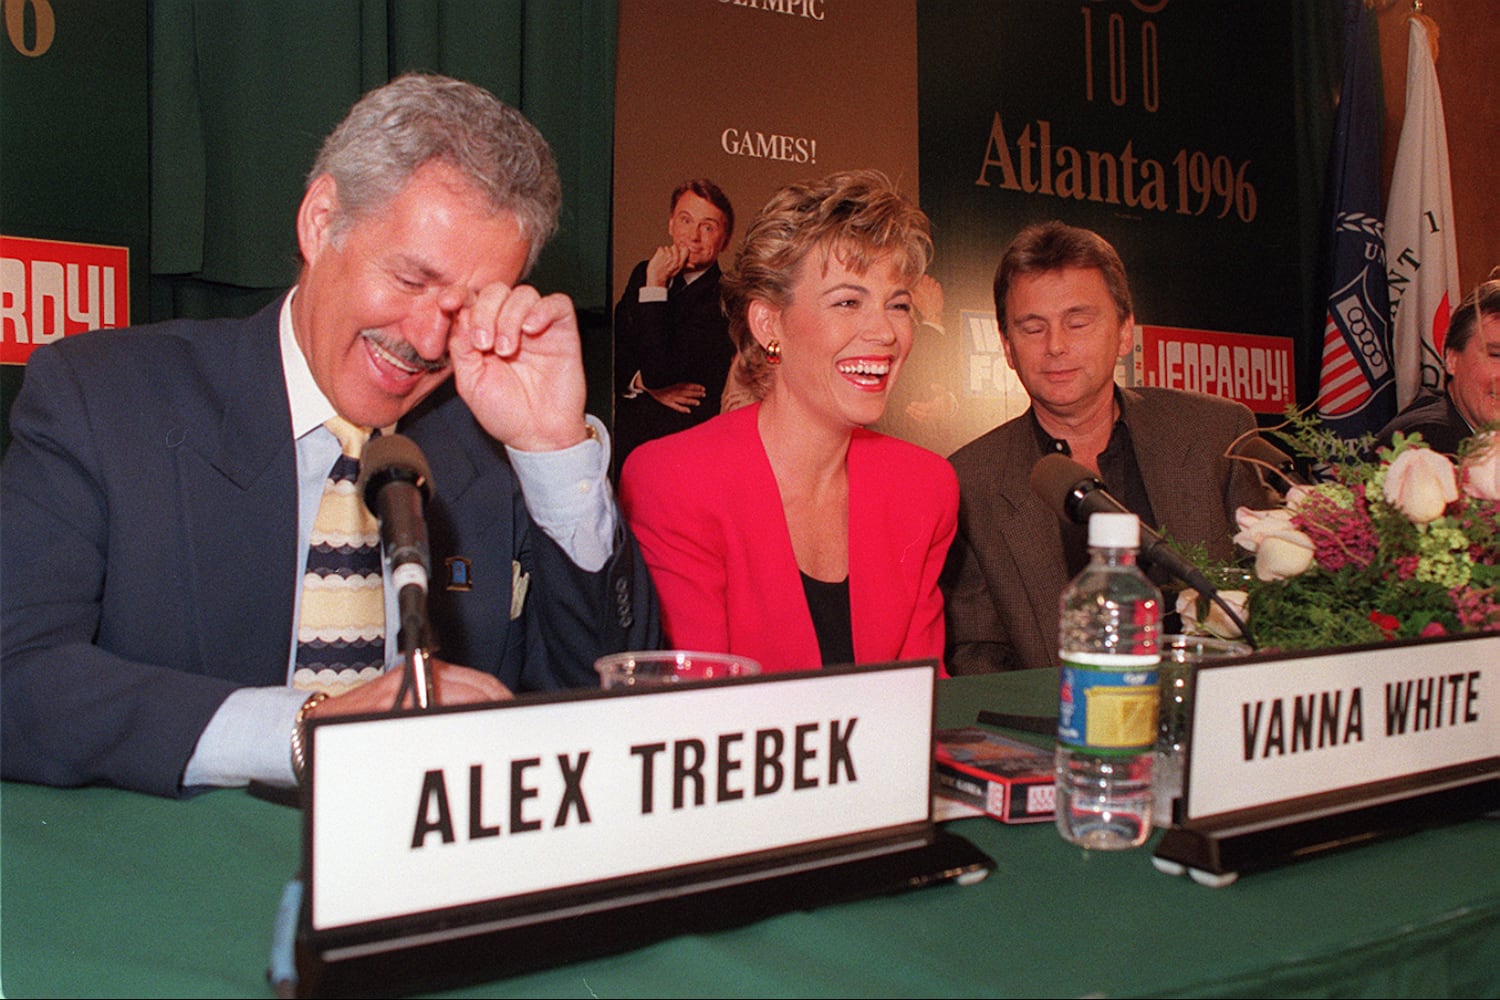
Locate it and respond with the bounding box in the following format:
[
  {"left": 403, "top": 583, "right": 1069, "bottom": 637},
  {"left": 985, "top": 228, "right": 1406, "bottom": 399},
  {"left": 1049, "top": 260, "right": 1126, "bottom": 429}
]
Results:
[{"left": 5, "top": 672, "right": 1499, "bottom": 997}]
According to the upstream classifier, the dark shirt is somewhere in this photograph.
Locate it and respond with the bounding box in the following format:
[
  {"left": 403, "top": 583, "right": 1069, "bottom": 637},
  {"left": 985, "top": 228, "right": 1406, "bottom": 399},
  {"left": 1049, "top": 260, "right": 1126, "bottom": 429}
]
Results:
[
  {"left": 801, "top": 573, "right": 855, "bottom": 667},
  {"left": 1029, "top": 408, "right": 1158, "bottom": 579},
  {"left": 1374, "top": 391, "right": 1475, "bottom": 455}
]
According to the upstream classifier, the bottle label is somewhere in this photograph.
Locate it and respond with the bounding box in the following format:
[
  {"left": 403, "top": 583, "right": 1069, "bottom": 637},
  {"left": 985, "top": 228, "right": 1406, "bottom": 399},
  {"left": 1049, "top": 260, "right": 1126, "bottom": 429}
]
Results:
[{"left": 1057, "top": 661, "right": 1160, "bottom": 752}]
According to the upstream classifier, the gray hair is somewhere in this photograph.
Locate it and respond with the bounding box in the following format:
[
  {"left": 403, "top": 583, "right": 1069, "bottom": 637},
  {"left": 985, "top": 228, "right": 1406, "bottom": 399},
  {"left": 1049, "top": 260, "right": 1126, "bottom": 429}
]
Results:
[{"left": 309, "top": 73, "right": 561, "bottom": 274}]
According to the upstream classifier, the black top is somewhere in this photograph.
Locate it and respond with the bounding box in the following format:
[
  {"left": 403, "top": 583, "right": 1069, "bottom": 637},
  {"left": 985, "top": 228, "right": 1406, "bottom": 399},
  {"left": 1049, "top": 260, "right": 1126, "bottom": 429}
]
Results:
[{"left": 801, "top": 573, "right": 854, "bottom": 667}]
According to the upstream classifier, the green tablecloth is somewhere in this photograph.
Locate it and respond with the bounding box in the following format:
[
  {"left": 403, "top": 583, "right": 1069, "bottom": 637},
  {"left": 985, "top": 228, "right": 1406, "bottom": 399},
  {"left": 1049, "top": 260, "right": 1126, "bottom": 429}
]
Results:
[{"left": 4, "top": 672, "right": 1498, "bottom": 997}]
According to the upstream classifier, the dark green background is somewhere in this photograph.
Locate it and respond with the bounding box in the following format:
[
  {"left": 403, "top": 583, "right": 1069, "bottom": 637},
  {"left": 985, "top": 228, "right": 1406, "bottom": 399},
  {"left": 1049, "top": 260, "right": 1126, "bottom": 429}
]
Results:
[{"left": 0, "top": 0, "right": 617, "bottom": 452}]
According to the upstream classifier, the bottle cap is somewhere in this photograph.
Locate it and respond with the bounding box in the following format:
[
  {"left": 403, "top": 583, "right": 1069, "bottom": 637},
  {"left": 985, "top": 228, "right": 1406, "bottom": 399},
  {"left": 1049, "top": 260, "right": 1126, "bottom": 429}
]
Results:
[{"left": 1087, "top": 511, "right": 1139, "bottom": 548}]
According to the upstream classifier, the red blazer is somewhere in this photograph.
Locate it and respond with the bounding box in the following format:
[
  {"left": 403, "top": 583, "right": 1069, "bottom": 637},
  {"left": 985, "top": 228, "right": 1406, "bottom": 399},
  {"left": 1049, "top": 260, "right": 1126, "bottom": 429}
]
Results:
[{"left": 620, "top": 403, "right": 957, "bottom": 673}]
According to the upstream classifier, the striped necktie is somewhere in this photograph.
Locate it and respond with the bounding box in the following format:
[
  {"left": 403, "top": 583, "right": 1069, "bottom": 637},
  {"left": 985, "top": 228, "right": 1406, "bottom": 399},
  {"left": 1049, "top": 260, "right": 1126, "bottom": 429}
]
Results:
[{"left": 293, "top": 417, "right": 385, "bottom": 695}]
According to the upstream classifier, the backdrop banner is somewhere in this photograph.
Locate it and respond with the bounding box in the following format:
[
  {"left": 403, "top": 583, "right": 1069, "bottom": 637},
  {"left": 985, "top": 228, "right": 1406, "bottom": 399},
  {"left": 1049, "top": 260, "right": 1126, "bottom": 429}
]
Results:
[
  {"left": 612, "top": 2, "right": 1318, "bottom": 460},
  {"left": 610, "top": 0, "right": 920, "bottom": 463},
  {"left": 897, "top": 1, "right": 1309, "bottom": 456}
]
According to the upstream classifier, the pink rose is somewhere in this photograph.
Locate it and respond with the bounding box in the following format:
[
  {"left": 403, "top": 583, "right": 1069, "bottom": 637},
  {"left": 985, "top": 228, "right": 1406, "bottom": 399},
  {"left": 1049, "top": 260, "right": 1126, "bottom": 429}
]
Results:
[
  {"left": 1283, "top": 485, "right": 1316, "bottom": 511},
  {"left": 1383, "top": 447, "right": 1458, "bottom": 523},
  {"left": 1461, "top": 432, "right": 1500, "bottom": 501}
]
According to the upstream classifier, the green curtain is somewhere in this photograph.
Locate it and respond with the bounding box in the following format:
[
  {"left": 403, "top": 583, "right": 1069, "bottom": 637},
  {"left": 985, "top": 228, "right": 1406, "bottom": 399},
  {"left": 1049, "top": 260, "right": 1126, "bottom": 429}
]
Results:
[{"left": 148, "top": 0, "right": 616, "bottom": 320}]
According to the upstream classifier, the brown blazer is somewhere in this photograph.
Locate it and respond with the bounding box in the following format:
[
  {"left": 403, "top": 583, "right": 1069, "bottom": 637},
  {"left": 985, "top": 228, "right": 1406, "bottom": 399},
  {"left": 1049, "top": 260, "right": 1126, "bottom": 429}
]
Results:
[{"left": 943, "top": 387, "right": 1273, "bottom": 673}]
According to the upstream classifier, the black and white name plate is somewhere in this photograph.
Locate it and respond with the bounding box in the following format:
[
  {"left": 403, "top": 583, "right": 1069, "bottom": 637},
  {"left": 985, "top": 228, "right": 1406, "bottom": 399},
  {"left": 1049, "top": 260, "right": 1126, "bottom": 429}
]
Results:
[
  {"left": 305, "top": 662, "right": 938, "bottom": 933},
  {"left": 1156, "top": 632, "right": 1499, "bottom": 885}
]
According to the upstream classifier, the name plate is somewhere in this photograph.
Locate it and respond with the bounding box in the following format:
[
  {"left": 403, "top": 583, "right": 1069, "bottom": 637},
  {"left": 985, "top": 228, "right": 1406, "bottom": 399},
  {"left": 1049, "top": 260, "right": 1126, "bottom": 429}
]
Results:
[
  {"left": 1185, "top": 633, "right": 1499, "bottom": 821},
  {"left": 306, "top": 662, "right": 936, "bottom": 932}
]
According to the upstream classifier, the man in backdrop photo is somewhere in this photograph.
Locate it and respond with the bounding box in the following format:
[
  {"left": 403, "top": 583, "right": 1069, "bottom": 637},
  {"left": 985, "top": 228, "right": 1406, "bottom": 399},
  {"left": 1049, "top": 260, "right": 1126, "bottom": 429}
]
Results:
[
  {"left": 612, "top": 178, "right": 736, "bottom": 470},
  {"left": 943, "top": 221, "right": 1272, "bottom": 673},
  {"left": 1, "top": 73, "right": 658, "bottom": 797}
]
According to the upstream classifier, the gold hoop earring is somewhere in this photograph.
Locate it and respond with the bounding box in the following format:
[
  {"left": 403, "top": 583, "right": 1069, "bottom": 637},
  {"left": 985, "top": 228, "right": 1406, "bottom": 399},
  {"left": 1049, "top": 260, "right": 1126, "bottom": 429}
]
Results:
[{"left": 765, "top": 339, "right": 782, "bottom": 365}]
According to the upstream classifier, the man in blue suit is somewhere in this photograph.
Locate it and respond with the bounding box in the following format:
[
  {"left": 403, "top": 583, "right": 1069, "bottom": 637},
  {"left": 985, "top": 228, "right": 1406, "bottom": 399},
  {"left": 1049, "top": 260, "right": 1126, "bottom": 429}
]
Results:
[{"left": 1, "top": 74, "right": 658, "bottom": 797}]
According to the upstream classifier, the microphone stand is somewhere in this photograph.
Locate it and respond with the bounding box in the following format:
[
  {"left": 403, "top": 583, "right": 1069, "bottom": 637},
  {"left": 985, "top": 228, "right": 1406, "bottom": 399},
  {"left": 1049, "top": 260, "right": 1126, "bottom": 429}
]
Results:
[
  {"left": 1146, "top": 537, "right": 1256, "bottom": 648},
  {"left": 358, "top": 433, "right": 438, "bottom": 713},
  {"left": 391, "top": 592, "right": 434, "bottom": 711},
  {"left": 395, "top": 645, "right": 435, "bottom": 711},
  {"left": 392, "top": 584, "right": 434, "bottom": 710},
  {"left": 1046, "top": 455, "right": 1257, "bottom": 646},
  {"left": 1202, "top": 590, "right": 1255, "bottom": 648}
]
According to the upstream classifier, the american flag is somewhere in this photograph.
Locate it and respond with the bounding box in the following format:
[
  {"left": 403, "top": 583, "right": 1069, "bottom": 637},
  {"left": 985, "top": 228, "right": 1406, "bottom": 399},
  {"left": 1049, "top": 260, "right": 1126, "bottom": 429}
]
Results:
[{"left": 1315, "top": 0, "right": 1394, "bottom": 439}]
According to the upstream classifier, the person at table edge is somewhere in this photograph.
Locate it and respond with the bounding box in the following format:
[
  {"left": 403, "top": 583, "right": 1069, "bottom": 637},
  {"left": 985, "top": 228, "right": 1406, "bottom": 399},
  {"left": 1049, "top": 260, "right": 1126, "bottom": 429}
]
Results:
[
  {"left": 1376, "top": 274, "right": 1500, "bottom": 454},
  {"left": 619, "top": 170, "right": 957, "bottom": 672},
  {"left": 0, "top": 74, "right": 659, "bottom": 797},
  {"left": 942, "top": 221, "right": 1273, "bottom": 673}
]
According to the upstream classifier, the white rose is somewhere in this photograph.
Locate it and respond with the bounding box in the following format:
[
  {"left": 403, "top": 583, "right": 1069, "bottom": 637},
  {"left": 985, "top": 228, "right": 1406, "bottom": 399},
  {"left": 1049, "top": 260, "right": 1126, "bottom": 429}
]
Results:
[
  {"left": 1383, "top": 446, "right": 1459, "bottom": 523},
  {"left": 1233, "top": 506, "right": 1295, "bottom": 552},
  {"left": 1255, "top": 530, "right": 1316, "bottom": 581},
  {"left": 1175, "top": 588, "right": 1248, "bottom": 638}
]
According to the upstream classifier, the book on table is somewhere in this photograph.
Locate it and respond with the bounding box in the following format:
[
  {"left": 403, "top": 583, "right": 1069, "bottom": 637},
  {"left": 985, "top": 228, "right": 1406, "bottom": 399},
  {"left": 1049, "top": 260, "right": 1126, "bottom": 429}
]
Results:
[{"left": 935, "top": 727, "right": 1056, "bottom": 824}]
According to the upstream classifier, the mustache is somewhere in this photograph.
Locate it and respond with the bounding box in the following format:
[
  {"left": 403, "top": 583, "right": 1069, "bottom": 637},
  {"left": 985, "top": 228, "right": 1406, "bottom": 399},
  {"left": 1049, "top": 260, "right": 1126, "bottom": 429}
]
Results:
[{"left": 361, "top": 329, "right": 449, "bottom": 373}]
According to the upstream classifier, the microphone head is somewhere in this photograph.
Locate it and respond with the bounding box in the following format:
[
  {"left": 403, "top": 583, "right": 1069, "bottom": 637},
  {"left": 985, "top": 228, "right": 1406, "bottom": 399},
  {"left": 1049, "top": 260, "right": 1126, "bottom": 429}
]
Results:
[
  {"left": 357, "top": 433, "right": 434, "bottom": 513},
  {"left": 1029, "top": 453, "right": 1104, "bottom": 525}
]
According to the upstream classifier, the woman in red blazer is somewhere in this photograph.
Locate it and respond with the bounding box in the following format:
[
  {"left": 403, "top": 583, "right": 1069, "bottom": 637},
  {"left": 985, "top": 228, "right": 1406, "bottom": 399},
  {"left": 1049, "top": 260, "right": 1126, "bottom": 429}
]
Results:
[{"left": 620, "top": 170, "right": 957, "bottom": 672}]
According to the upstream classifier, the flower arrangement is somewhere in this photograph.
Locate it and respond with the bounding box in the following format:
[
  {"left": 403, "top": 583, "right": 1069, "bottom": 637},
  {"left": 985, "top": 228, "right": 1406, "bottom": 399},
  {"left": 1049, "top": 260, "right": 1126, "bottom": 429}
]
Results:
[{"left": 1179, "top": 413, "right": 1500, "bottom": 652}]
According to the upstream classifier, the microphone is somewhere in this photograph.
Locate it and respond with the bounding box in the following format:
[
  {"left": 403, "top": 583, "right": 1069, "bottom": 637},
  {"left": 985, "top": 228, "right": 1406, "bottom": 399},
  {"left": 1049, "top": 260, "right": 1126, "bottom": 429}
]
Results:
[
  {"left": 357, "top": 434, "right": 435, "bottom": 657},
  {"left": 1029, "top": 453, "right": 1222, "bottom": 599},
  {"left": 1029, "top": 453, "right": 1254, "bottom": 644},
  {"left": 1231, "top": 434, "right": 1308, "bottom": 493}
]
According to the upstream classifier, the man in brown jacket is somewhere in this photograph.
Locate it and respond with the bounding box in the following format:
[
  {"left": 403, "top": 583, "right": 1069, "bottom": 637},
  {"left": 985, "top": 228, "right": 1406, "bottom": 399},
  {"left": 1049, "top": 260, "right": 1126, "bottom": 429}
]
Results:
[{"left": 944, "top": 221, "right": 1273, "bottom": 673}]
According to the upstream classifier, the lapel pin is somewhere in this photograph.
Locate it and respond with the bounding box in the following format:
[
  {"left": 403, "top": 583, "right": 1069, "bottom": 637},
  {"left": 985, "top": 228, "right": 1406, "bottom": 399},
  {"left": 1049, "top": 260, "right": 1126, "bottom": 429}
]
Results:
[{"left": 444, "top": 556, "right": 473, "bottom": 592}]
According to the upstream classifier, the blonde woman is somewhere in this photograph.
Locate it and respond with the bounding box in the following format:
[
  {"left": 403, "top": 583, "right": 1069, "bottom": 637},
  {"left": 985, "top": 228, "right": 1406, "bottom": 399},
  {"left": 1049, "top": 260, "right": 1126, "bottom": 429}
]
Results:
[{"left": 620, "top": 170, "right": 956, "bottom": 671}]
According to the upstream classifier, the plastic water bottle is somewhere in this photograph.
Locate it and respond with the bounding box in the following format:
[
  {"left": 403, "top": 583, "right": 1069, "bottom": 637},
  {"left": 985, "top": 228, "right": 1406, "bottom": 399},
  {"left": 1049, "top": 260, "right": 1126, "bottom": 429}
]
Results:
[{"left": 1054, "top": 512, "right": 1162, "bottom": 849}]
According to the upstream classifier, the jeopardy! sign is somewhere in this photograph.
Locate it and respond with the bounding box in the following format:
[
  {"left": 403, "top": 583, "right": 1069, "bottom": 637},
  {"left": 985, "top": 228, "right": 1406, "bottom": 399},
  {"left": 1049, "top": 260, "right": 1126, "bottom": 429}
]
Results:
[
  {"left": 1, "top": 235, "right": 129, "bottom": 364},
  {"left": 306, "top": 664, "right": 936, "bottom": 932},
  {"left": 1132, "top": 325, "right": 1294, "bottom": 415}
]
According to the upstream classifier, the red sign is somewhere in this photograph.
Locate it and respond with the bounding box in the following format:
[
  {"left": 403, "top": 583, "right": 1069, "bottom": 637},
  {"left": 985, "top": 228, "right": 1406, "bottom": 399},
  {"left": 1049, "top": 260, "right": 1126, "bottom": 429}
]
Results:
[
  {"left": 1133, "top": 325, "right": 1294, "bottom": 415},
  {"left": 1, "top": 235, "right": 130, "bottom": 364}
]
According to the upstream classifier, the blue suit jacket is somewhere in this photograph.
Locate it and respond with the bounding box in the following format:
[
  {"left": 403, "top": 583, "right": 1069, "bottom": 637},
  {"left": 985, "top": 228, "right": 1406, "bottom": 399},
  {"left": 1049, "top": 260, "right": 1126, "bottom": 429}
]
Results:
[{"left": 1, "top": 297, "right": 657, "bottom": 796}]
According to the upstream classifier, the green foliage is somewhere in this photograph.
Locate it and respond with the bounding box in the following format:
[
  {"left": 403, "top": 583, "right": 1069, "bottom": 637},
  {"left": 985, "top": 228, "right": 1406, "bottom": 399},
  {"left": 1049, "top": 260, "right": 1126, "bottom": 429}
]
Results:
[
  {"left": 1269, "top": 405, "right": 1376, "bottom": 473},
  {"left": 1188, "top": 409, "right": 1500, "bottom": 652}
]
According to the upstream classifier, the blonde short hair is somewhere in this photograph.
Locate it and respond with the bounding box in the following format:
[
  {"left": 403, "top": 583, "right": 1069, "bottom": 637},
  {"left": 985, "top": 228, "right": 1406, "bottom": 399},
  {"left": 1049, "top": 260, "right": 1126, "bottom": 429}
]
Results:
[{"left": 719, "top": 170, "right": 932, "bottom": 402}]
